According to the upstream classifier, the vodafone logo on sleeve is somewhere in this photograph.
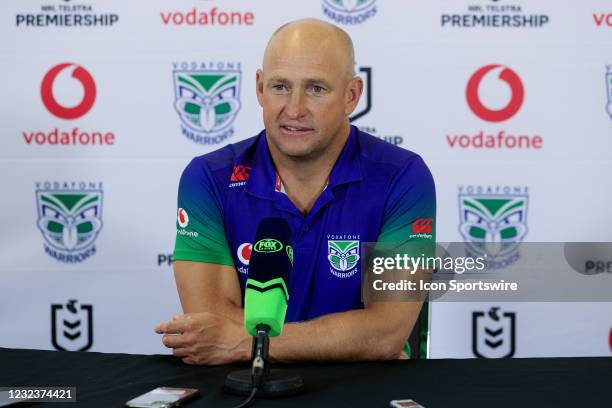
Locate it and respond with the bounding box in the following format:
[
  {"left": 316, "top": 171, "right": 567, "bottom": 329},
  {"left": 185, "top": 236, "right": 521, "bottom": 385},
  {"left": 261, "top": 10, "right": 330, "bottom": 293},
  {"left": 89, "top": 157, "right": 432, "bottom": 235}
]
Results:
[
  {"left": 237, "top": 243, "right": 252, "bottom": 265},
  {"left": 446, "top": 64, "right": 543, "bottom": 150},
  {"left": 41, "top": 63, "right": 96, "bottom": 120},
  {"left": 466, "top": 64, "right": 524, "bottom": 123},
  {"left": 177, "top": 208, "right": 189, "bottom": 228}
]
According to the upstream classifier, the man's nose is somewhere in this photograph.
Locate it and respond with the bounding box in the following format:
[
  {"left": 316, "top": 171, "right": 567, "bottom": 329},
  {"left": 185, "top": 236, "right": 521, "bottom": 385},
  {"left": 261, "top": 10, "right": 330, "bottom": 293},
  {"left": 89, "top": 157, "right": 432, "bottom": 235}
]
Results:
[{"left": 285, "top": 91, "right": 307, "bottom": 119}]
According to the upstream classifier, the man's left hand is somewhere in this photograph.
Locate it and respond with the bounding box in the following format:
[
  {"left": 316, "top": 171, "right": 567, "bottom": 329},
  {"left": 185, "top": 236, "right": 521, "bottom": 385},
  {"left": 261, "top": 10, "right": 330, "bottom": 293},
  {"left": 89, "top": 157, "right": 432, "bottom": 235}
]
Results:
[{"left": 155, "top": 312, "right": 250, "bottom": 365}]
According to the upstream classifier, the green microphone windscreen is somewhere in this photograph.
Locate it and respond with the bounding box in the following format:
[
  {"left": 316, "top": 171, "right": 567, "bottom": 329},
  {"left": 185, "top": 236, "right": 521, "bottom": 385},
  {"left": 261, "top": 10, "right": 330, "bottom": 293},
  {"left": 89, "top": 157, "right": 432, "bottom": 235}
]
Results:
[{"left": 244, "top": 217, "right": 293, "bottom": 337}]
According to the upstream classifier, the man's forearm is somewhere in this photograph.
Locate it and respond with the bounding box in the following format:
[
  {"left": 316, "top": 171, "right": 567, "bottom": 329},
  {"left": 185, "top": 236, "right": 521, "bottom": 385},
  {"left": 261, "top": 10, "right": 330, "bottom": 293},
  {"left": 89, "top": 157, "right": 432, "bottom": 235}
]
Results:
[
  {"left": 269, "top": 302, "right": 421, "bottom": 363},
  {"left": 217, "top": 301, "right": 421, "bottom": 363}
]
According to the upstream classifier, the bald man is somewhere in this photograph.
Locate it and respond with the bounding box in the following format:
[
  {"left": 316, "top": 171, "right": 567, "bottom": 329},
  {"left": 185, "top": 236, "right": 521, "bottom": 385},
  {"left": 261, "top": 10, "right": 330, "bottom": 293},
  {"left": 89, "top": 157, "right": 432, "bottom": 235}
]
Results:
[{"left": 155, "top": 19, "right": 436, "bottom": 365}]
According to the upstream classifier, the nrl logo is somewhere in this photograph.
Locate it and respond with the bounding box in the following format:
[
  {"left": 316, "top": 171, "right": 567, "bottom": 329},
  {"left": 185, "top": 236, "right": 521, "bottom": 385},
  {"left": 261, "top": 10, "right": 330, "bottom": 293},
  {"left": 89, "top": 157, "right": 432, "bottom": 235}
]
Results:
[
  {"left": 51, "top": 299, "right": 93, "bottom": 352},
  {"left": 472, "top": 307, "right": 516, "bottom": 359},
  {"left": 328, "top": 240, "right": 360, "bottom": 278},
  {"left": 349, "top": 66, "right": 371, "bottom": 122},
  {"left": 36, "top": 182, "right": 103, "bottom": 263},
  {"left": 173, "top": 65, "right": 241, "bottom": 145},
  {"left": 458, "top": 190, "right": 528, "bottom": 263}
]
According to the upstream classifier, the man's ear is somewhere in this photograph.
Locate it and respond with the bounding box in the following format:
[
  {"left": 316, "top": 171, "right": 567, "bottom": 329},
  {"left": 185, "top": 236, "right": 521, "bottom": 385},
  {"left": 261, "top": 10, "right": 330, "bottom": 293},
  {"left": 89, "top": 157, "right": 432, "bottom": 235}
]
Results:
[
  {"left": 256, "top": 69, "right": 265, "bottom": 107},
  {"left": 345, "top": 76, "right": 364, "bottom": 116}
]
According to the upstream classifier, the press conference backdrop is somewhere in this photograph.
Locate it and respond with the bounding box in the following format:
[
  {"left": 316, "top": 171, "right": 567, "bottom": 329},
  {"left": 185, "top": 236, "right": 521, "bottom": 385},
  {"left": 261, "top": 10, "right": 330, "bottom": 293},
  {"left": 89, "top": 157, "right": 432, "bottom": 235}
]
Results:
[{"left": 1, "top": 0, "right": 611, "bottom": 358}]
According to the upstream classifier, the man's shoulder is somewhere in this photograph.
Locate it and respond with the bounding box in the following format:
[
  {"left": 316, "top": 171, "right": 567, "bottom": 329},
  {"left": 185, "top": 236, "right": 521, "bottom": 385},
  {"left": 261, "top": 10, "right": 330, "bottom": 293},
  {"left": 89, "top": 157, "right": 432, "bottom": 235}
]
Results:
[{"left": 356, "top": 128, "right": 424, "bottom": 175}]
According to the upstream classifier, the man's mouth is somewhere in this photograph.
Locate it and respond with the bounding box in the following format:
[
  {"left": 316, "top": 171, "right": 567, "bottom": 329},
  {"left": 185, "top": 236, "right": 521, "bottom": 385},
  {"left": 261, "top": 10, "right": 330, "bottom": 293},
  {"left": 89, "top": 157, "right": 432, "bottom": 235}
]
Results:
[{"left": 279, "top": 124, "right": 314, "bottom": 136}]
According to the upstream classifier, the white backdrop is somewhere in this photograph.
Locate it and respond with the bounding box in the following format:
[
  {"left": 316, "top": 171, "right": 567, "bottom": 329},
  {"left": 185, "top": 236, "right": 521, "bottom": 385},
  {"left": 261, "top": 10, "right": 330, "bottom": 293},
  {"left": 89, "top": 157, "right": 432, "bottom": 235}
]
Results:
[{"left": 1, "top": 0, "right": 611, "bottom": 357}]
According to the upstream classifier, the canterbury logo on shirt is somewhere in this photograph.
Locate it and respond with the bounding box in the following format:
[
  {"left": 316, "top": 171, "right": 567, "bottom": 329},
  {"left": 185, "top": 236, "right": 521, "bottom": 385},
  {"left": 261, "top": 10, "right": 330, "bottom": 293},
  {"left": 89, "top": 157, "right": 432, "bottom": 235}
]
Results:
[
  {"left": 412, "top": 218, "right": 433, "bottom": 234},
  {"left": 229, "top": 164, "right": 251, "bottom": 187}
]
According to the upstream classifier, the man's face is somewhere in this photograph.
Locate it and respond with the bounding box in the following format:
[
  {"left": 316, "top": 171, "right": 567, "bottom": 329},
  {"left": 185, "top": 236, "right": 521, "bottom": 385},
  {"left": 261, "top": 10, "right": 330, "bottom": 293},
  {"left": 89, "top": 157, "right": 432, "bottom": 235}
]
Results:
[{"left": 256, "top": 37, "right": 360, "bottom": 160}]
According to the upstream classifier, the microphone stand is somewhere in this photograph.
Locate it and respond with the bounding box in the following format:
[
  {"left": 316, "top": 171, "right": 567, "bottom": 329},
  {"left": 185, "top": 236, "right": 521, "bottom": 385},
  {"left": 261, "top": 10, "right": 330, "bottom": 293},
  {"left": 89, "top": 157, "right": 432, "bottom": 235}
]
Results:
[{"left": 224, "top": 324, "right": 303, "bottom": 399}]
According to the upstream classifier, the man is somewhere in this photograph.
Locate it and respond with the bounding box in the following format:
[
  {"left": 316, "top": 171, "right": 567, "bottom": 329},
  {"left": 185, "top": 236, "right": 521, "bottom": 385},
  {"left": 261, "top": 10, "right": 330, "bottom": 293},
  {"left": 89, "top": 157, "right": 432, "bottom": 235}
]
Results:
[{"left": 155, "top": 18, "right": 435, "bottom": 365}]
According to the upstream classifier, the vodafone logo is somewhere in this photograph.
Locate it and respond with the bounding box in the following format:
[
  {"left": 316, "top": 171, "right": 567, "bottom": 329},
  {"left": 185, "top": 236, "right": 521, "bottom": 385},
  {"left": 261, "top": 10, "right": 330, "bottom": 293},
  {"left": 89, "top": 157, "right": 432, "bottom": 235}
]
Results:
[
  {"left": 466, "top": 65, "right": 524, "bottom": 122},
  {"left": 237, "top": 243, "right": 252, "bottom": 265},
  {"left": 177, "top": 208, "right": 189, "bottom": 228},
  {"left": 41, "top": 63, "right": 96, "bottom": 120}
]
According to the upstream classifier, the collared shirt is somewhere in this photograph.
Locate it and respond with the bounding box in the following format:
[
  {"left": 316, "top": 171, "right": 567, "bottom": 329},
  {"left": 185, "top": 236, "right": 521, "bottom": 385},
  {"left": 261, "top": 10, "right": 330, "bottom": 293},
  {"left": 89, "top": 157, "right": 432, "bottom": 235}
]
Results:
[{"left": 174, "top": 126, "right": 436, "bottom": 322}]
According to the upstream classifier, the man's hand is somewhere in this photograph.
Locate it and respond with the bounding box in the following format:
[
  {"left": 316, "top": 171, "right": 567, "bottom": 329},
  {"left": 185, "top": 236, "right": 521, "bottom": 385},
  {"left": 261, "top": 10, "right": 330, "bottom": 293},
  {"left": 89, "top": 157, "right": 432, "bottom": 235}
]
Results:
[{"left": 154, "top": 312, "right": 250, "bottom": 365}]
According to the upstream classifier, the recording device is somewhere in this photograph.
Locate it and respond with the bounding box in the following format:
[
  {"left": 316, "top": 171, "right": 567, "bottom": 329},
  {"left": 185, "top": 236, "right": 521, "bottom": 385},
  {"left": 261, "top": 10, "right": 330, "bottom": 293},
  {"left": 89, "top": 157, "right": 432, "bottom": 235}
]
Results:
[{"left": 224, "top": 217, "right": 303, "bottom": 400}]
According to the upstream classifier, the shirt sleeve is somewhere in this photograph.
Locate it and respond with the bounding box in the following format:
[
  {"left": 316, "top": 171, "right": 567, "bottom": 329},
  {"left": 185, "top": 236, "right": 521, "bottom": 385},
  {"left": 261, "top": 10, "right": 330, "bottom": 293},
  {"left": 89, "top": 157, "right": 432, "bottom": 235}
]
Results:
[
  {"left": 377, "top": 155, "right": 436, "bottom": 247},
  {"left": 173, "top": 158, "right": 234, "bottom": 266}
]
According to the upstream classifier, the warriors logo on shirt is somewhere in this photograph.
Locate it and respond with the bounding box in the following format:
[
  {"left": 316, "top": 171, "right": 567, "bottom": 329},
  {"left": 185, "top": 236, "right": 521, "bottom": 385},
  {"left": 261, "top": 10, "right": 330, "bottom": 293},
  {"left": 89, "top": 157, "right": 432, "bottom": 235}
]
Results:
[
  {"left": 328, "top": 239, "right": 360, "bottom": 278},
  {"left": 36, "top": 181, "right": 103, "bottom": 264},
  {"left": 173, "top": 62, "right": 242, "bottom": 145}
]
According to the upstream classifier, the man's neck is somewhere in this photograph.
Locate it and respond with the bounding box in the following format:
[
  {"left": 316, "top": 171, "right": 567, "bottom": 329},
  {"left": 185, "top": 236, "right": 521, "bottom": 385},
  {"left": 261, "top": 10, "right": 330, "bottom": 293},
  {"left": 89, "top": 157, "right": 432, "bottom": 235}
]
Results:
[{"left": 268, "top": 123, "right": 351, "bottom": 214}]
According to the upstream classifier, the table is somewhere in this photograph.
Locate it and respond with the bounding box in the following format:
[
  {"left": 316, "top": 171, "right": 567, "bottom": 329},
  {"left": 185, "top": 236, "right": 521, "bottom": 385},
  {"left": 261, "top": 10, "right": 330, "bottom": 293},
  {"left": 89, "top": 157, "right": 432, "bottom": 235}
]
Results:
[{"left": 1, "top": 348, "right": 610, "bottom": 407}]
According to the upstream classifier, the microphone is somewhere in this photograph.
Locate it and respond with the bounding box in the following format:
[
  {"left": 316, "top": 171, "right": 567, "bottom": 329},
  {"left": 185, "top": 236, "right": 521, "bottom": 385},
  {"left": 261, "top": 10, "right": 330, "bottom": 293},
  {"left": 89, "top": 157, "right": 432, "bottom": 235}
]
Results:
[
  {"left": 224, "top": 217, "right": 302, "bottom": 400},
  {"left": 244, "top": 217, "right": 293, "bottom": 337}
]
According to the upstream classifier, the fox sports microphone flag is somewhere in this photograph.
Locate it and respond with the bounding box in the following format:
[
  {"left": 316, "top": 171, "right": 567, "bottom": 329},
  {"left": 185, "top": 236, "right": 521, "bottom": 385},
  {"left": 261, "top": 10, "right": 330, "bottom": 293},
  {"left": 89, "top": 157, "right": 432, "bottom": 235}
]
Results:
[{"left": 244, "top": 217, "right": 293, "bottom": 337}]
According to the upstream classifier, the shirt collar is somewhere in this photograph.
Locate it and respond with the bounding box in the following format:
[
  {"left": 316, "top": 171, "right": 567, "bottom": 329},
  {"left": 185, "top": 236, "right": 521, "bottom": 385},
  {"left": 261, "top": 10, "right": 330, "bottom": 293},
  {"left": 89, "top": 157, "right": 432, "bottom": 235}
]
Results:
[{"left": 245, "top": 126, "right": 363, "bottom": 200}]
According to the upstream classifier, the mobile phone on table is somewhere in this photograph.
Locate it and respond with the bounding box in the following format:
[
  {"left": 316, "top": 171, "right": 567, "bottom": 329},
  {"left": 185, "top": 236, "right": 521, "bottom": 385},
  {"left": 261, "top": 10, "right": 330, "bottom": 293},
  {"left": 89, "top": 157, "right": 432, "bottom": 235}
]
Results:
[
  {"left": 125, "top": 387, "right": 199, "bottom": 408},
  {"left": 390, "top": 399, "right": 425, "bottom": 408}
]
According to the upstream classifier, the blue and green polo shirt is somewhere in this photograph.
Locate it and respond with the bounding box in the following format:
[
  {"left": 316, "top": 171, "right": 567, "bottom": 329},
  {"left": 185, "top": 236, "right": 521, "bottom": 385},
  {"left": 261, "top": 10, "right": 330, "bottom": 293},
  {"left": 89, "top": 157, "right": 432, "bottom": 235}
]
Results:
[{"left": 174, "top": 125, "right": 436, "bottom": 322}]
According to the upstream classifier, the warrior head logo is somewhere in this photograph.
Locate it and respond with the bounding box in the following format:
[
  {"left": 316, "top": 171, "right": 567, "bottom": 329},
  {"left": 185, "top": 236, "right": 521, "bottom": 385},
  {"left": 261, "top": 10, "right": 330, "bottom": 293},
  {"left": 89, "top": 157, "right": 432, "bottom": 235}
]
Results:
[
  {"left": 328, "top": 240, "right": 360, "bottom": 272},
  {"left": 324, "top": 0, "right": 376, "bottom": 13},
  {"left": 173, "top": 70, "right": 241, "bottom": 135},
  {"left": 459, "top": 194, "right": 527, "bottom": 258},
  {"left": 37, "top": 190, "right": 103, "bottom": 253}
]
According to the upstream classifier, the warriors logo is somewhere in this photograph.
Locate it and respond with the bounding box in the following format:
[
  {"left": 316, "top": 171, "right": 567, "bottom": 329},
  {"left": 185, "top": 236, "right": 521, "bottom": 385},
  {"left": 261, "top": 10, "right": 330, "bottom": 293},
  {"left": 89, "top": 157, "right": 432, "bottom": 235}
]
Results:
[
  {"left": 173, "top": 64, "right": 241, "bottom": 145},
  {"left": 458, "top": 187, "right": 528, "bottom": 267},
  {"left": 322, "top": 0, "right": 377, "bottom": 25},
  {"left": 328, "top": 239, "right": 360, "bottom": 278},
  {"left": 36, "top": 181, "right": 103, "bottom": 263}
]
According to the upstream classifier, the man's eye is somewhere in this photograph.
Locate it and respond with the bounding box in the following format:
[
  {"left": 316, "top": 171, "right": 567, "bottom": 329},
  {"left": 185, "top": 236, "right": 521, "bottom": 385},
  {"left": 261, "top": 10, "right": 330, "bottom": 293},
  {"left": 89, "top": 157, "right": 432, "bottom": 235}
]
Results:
[
  {"left": 312, "top": 85, "right": 324, "bottom": 93},
  {"left": 272, "top": 84, "right": 286, "bottom": 91}
]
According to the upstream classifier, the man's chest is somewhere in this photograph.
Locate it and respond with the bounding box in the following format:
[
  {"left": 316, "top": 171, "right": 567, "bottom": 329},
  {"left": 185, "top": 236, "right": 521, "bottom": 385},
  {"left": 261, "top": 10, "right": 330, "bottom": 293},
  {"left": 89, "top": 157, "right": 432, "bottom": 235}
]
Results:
[{"left": 223, "top": 185, "right": 385, "bottom": 320}]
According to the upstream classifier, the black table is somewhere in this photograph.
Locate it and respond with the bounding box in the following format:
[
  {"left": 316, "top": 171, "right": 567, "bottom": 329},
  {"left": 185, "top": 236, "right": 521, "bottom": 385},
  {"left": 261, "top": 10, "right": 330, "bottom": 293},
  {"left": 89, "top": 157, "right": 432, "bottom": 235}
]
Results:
[{"left": 1, "top": 348, "right": 610, "bottom": 407}]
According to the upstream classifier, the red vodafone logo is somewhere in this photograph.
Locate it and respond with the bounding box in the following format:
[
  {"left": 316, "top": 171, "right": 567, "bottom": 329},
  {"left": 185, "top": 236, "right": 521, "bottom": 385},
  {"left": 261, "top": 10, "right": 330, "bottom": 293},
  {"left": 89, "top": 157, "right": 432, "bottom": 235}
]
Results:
[
  {"left": 177, "top": 208, "right": 189, "bottom": 228},
  {"left": 41, "top": 63, "right": 96, "bottom": 120},
  {"left": 466, "top": 64, "right": 524, "bottom": 123},
  {"left": 237, "top": 243, "right": 252, "bottom": 265}
]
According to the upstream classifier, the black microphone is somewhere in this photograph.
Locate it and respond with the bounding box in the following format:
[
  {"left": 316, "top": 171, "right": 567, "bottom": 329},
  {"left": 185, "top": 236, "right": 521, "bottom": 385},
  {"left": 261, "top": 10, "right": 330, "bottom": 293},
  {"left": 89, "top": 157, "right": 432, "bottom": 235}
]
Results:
[{"left": 224, "top": 217, "right": 303, "bottom": 400}]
